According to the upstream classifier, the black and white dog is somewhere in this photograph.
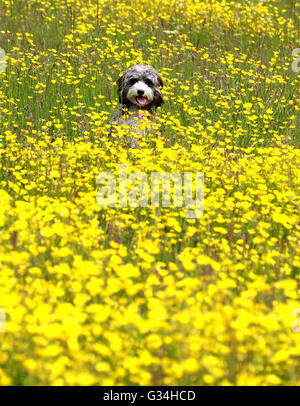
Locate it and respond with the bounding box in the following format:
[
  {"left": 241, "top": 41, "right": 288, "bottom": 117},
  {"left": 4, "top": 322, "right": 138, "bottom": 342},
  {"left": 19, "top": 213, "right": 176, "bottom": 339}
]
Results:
[{"left": 110, "top": 65, "right": 164, "bottom": 147}]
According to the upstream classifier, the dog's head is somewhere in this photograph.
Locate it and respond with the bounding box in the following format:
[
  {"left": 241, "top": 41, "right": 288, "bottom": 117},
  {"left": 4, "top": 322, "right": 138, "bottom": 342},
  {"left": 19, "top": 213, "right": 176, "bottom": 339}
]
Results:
[{"left": 116, "top": 64, "right": 164, "bottom": 110}]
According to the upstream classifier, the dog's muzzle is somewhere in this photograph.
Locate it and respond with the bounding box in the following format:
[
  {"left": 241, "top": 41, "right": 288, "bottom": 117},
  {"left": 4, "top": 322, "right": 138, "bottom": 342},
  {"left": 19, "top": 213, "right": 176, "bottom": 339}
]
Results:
[{"left": 136, "top": 89, "right": 147, "bottom": 105}]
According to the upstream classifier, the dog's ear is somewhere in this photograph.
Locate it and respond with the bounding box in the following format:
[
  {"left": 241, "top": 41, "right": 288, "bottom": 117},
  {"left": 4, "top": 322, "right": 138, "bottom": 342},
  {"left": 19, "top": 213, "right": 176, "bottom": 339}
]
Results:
[
  {"left": 156, "top": 93, "right": 164, "bottom": 107},
  {"left": 151, "top": 73, "right": 164, "bottom": 108},
  {"left": 116, "top": 74, "right": 125, "bottom": 103},
  {"left": 157, "top": 74, "right": 163, "bottom": 88},
  {"left": 153, "top": 87, "right": 164, "bottom": 108},
  {"left": 154, "top": 74, "right": 164, "bottom": 107}
]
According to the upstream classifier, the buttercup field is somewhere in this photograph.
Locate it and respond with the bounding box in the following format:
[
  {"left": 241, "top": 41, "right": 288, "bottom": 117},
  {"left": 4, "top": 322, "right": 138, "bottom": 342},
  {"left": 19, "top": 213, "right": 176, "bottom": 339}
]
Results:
[{"left": 0, "top": 0, "right": 299, "bottom": 386}]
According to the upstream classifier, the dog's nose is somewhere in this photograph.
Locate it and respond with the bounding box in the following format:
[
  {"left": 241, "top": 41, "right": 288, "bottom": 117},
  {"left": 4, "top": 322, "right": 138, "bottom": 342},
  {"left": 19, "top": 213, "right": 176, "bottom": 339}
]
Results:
[{"left": 137, "top": 89, "right": 144, "bottom": 96}]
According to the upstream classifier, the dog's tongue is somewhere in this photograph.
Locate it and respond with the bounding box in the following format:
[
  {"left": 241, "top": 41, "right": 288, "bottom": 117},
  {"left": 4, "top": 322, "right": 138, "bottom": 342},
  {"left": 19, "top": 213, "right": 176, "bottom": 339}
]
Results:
[{"left": 137, "top": 97, "right": 147, "bottom": 105}]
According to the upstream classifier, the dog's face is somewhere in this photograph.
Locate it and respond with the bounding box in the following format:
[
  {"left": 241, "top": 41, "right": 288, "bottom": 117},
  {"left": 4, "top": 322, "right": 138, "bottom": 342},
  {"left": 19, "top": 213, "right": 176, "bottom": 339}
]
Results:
[{"left": 117, "top": 65, "right": 164, "bottom": 109}]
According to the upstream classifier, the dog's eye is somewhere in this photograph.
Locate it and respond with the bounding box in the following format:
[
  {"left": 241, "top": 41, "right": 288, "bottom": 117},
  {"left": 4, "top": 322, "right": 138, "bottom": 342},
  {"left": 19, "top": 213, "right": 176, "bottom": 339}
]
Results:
[
  {"left": 145, "top": 79, "right": 153, "bottom": 87},
  {"left": 129, "top": 78, "right": 138, "bottom": 86}
]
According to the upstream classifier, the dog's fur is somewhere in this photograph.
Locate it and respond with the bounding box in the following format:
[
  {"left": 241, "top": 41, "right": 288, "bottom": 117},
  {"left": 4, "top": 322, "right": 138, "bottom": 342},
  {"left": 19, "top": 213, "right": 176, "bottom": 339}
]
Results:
[{"left": 110, "top": 65, "right": 164, "bottom": 147}]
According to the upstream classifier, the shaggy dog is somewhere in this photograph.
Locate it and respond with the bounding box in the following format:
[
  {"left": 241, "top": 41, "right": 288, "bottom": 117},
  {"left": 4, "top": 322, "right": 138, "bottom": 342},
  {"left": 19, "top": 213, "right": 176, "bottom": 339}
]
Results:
[{"left": 110, "top": 64, "right": 164, "bottom": 147}]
